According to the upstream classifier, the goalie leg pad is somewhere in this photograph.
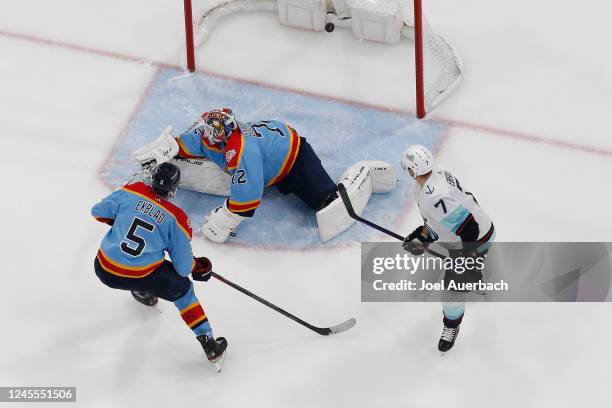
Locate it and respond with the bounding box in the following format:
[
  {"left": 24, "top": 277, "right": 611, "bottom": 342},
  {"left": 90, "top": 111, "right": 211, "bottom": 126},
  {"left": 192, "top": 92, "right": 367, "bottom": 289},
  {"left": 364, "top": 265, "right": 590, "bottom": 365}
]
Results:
[
  {"left": 365, "top": 160, "right": 397, "bottom": 193},
  {"left": 131, "top": 126, "right": 179, "bottom": 166},
  {"left": 316, "top": 162, "right": 373, "bottom": 242},
  {"left": 170, "top": 158, "right": 231, "bottom": 196}
]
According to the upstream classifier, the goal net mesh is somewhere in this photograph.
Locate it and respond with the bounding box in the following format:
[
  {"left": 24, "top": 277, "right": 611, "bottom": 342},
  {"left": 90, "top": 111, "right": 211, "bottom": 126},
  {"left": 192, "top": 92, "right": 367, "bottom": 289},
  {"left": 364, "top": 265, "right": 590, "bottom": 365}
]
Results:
[
  {"left": 398, "top": 1, "right": 462, "bottom": 111},
  {"left": 189, "top": 0, "right": 461, "bottom": 113}
]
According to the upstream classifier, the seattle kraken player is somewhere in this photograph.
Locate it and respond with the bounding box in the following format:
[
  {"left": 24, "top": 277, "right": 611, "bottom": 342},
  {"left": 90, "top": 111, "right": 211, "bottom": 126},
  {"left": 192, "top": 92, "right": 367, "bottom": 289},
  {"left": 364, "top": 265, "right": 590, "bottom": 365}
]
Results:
[
  {"left": 131, "top": 108, "right": 397, "bottom": 243},
  {"left": 401, "top": 145, "right": 495, "bottom": 353},
  {"left": 91, "top": 163, "right": 227, "bottom": 369}
]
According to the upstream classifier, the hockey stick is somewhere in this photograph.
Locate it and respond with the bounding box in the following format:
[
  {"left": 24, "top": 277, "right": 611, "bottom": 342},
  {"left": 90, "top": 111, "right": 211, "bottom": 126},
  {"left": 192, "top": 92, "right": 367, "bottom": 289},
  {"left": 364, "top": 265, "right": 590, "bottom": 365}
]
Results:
[
  {"left": 337, "top": 184, "right": 490, "bottom": 296},
  {"left": 211, "top": 272, "right": 356, "bottom": 336},
  {"left": 337, "top": 183, "right": 447, "bottom": 260}
]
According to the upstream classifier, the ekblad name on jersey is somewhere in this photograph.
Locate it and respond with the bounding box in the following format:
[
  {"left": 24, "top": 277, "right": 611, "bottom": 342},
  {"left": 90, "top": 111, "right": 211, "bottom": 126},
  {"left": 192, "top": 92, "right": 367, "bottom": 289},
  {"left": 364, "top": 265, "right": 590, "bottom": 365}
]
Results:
[
  {"left": 91, "top": 182, "right": 195, "bottom": 278},
  {"left": 414, "top": 169, "right": 495, "bottom": 247},
  {"left": 175, "top": 119, "right": 300, "bottom": 215}
]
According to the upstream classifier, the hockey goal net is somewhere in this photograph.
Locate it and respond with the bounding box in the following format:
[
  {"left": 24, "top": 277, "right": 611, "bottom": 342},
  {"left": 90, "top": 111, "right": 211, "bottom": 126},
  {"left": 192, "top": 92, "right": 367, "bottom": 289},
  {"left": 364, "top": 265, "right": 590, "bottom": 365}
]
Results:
[{"left": 183, "top": 0, "right": 462, "bottom": 118}]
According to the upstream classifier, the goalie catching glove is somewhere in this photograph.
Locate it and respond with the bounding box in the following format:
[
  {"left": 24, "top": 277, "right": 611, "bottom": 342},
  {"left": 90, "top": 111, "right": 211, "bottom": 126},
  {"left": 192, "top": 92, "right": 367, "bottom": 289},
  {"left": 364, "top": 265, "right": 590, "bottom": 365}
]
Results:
[
  {"left": 131, "top": 126, "right": 179, "bottom": 181},
  {"left": 203, "top": 200, "right": 247, "bottom": 243},
  {"left": 192, "top": 257, "right": 213, "bottom": 282}
]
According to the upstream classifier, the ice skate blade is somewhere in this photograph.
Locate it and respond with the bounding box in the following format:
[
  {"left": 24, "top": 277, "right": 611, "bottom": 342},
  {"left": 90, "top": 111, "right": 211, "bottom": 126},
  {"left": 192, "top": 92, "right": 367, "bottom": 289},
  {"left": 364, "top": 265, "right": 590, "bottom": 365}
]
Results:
[{"left": 211, "top": 350, "right": 227, "bottom": 373}]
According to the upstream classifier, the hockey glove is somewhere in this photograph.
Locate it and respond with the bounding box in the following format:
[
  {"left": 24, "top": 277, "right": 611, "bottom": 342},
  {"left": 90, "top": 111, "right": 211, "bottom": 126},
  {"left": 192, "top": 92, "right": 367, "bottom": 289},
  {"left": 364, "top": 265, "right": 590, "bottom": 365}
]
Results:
[
  {"left": 192, "top": 257, "right": 213, "bottom": 282},
  {"left": 141, "top": 160, "right": 156, "bottom": 184},
  {"left": 203, "top": 200, "right": 245, "bottom": 243},
  {"left": 95, "top": 217, "right": 115, "bottom": 226},
  {"left": 403, "top": 225, "right": 434, "bottom": 256}
]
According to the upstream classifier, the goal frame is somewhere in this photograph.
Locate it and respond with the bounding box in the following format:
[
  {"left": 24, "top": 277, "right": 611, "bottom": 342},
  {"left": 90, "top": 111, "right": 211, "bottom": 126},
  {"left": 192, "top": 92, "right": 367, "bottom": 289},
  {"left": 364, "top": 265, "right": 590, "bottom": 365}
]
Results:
[
  {"left": 183, "top": 0, "right": 443, "bottom": 119},
  {"left": 413, "top": 0, "right": 426, "bottom": 118},
  {"left": 184, "top": 0, "right": 196, "bottom": 72}
]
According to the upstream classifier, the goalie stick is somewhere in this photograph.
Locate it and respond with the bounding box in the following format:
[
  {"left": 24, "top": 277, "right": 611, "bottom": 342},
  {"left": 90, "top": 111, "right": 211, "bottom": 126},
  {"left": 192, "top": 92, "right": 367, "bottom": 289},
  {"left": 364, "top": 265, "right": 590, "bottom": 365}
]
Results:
[
  {"left": 337, "top": 182, "right": 447, "bottom": 260},
  {"left": 211, "top": 272, "right": 356, "bottom": 336}
]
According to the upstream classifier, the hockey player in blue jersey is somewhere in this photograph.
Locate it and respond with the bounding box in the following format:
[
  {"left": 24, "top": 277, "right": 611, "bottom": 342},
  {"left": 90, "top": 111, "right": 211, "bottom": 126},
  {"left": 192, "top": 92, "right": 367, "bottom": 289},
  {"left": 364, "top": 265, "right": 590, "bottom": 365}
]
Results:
[
  {"left": 175, "top": 108, "right": 338, "bottom": 243},
  {"left": 131, "top": 108, "right": 398, "bottom": 243},
  {"left": 91, "top": 163, "right": 227, "bottom": 369}
]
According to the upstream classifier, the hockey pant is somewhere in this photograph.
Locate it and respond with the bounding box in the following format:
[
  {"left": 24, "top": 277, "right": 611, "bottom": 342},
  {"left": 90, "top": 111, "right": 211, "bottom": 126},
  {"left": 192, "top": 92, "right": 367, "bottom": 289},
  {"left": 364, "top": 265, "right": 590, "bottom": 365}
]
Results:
[
  {"left": 94, "top": 258, "right": 212, "bottom": 336},
  {"left": 276, "top": 137, "right": 337, "bottom": 211}
]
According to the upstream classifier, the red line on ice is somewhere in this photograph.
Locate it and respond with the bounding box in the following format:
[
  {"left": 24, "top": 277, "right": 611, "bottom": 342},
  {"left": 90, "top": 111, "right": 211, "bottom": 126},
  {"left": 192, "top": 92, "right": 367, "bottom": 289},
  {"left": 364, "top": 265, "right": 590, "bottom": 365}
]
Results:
[
  {"left": 2, "top": 28, "right": 611, "bottom": 160},
  {"left": 97, "top": 66, "right": 164, "bottom": 190}
]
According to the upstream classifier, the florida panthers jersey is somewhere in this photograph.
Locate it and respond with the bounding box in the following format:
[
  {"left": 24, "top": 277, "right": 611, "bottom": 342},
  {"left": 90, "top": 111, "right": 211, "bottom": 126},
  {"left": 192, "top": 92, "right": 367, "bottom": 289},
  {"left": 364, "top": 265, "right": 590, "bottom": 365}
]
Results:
[
  {"left": 91, "top": 182, "right": 195, "bottom": 278},
  {"left": 414, "top": 169, "right": 495, "bottom": 249},
  {"left": 175, "top": 118, "right": 300, "bottom": 214}
]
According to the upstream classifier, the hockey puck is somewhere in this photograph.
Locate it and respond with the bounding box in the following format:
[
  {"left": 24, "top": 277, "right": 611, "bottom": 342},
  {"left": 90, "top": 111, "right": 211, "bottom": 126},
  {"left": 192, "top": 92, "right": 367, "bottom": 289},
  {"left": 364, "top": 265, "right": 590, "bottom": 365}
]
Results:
[{"left": 325, "top": 22, "right": 335, "bottom": 33}]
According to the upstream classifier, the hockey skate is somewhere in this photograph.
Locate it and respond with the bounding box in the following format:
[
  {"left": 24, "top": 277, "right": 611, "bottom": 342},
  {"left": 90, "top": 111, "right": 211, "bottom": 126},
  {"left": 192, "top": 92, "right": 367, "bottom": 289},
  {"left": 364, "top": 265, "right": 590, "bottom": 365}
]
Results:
[
  {"left": 438, "top": 324, "right": 460, "bottom": 355},
  {"left": 197, "top": 335, "right": 228, "bottom": 372},
  {"left": 131, "top": 291, "right": 158, "bottom": 306}
]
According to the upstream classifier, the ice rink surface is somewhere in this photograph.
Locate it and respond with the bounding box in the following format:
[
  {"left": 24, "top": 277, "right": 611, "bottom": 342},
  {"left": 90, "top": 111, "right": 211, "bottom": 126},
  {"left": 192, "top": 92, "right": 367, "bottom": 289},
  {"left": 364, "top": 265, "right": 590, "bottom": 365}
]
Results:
[{"left": 1, "top": 1, "right": 611, "bottom": 407}]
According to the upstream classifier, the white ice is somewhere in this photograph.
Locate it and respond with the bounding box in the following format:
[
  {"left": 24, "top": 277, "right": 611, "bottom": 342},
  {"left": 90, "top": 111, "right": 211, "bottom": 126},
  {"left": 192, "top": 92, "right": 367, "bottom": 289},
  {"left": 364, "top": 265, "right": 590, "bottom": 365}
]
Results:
[{"left": 1, "top": 1, "right": 611, "bottom": 407}]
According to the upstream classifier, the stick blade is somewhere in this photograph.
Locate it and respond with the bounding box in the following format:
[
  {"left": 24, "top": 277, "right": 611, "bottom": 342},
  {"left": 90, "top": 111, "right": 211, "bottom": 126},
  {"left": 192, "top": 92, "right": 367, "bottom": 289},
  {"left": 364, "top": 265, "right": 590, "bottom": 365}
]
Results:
[{"left": 328, "top": 318, "right": 357, "bottom": 335}]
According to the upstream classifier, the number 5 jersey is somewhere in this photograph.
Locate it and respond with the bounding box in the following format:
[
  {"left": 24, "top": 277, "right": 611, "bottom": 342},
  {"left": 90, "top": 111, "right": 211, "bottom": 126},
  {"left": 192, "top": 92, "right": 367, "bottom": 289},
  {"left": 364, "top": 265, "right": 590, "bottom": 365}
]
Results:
[{"left": 91, "top": 182, "right": 195, "bottom": 278}]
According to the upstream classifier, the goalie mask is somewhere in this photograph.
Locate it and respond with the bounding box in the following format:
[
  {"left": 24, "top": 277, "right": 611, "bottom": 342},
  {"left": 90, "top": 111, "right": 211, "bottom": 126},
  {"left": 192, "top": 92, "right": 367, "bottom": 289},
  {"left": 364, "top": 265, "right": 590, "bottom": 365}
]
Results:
[
  {"left": 201, "top": 108, "right": 237, "bottom": 144},
  {"left": 152, "top": 162, "right": 181, "bottom": 198},
  {"left": 401, "top": 145, "right": 434, "bottom": 178}
]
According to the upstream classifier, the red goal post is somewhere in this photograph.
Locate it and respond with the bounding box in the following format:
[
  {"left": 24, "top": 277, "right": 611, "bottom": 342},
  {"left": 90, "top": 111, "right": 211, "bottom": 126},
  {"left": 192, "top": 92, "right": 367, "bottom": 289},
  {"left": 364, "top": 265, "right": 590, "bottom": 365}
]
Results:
[{"left": 183, "top": 0, "right": 462, "bottom": 119}]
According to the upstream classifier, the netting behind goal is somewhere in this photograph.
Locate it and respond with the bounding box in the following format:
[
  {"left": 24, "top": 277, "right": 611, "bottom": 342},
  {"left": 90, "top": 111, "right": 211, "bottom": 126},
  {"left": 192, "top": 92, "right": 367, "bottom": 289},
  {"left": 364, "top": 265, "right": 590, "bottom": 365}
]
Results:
[
  {"left": 183, "top": 0, "right": 462, "bottom": 118},
  {"left": 398, "top": 0, "right": 462, "bottom": 116},
  {"left": 190, "top": 0, "right": 276, "bottom": 48}
]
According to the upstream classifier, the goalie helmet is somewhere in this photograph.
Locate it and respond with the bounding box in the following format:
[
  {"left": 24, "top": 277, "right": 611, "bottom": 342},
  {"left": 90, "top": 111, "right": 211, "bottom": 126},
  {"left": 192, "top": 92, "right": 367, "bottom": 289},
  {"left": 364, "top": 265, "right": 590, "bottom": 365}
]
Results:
[
  {"left": 401, "top": 145, "right": 434, "bottom": 178},
  {"left": 152, "top": 162, "right": 181, "bottom": 198},
  {"left": 201, "top": 108, "right": 237, "bottom": 144}
]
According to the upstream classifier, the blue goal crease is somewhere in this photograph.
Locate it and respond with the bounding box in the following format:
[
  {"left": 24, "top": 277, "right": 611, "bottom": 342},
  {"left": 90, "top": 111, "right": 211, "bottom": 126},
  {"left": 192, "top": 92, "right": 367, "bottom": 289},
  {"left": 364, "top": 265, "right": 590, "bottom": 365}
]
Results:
[{"left": 99, "top": 68, "right": 447, "bottom": 249}]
